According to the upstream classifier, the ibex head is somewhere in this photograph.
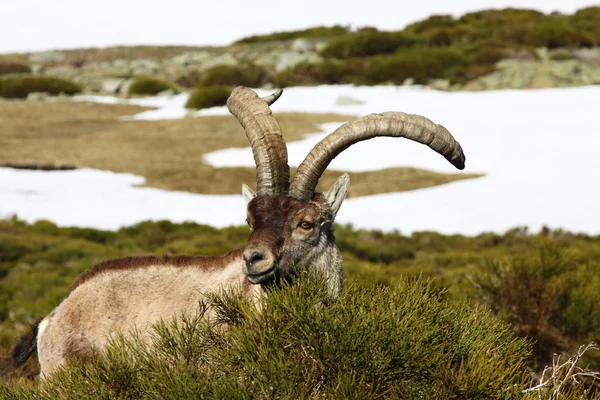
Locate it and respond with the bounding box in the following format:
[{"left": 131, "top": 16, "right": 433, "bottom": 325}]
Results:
[{"left": 228, "top": 87, "right": 465, "bottom": 294}]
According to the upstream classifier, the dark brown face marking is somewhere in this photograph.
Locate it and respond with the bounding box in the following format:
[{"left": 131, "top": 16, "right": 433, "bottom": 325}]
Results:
[{"left": 244, "top": 193, "right": 333, "bottom": 284}]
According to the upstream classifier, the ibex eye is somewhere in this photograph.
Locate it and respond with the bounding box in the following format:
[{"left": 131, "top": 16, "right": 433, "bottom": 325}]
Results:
[{"left": 299, "top": 221, "right": 313, "bottom": 230}]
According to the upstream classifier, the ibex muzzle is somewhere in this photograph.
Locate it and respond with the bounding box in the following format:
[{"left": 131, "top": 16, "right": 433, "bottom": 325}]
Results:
[{"left": 7, "top": 86, "right": 466, "bottom": 379}]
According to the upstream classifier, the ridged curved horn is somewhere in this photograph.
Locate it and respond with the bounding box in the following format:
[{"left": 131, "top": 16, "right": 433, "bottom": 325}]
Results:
[
  {"left": 227, "top": 87, "right": 289, "bottom": 195},
  {"left": 290, "top": 112, "right": 466, "bottom": 200},
  {"left": 260, "top": 89, "right": 283, "bottom": 105}
]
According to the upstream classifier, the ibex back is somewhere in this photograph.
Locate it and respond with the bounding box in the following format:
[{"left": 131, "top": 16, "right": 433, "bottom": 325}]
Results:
[{"left": 8, "top": 87, "right": 466, "bottom": 379}]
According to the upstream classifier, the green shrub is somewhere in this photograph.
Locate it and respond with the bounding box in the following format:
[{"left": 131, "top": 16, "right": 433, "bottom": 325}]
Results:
[
  {"left": 185, "top": 85, "right": 231, "bottom": 110},
  {"left": 198, "top": 64, "right": 268, "bottom": 87},
  {"left": 570, "top": 7, "right": 600, "bottom": 43},
  {"left": 475, "top": 245, "right": 600, "bottom": 367},
  {"left": 0, "top": 76, "right": 80, "bottom": 98},
  {"left": 234, "top": 25, "right": 349, "bottom": 44},
  {"left": 174, "top": 69, "right": 203, "bottom": 88},
  {"left": 405, "top": 14, "right": 457, "bottom": 34},
  {"left": 320, "top": 31, "right": 415, "bottom": 59},
  {"left": 127, "top": 75, "right": 179, "bottom": 96},
  {"left": 273, "top": 60, "right": 347, "bottom": 87},
  {"left": 357, "top": 47, "right": 468, "bottom": 85},
  {"left": 0, "top": 61, "right": 30, "bottom": 75},
  {"left": 0, "top": 275, "right": 532, "bottom": 398}
]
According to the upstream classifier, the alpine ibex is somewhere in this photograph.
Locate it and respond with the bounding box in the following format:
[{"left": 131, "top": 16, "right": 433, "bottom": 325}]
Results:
[{"left": 7, "top": 87, "right": 465, "bottom": 379}]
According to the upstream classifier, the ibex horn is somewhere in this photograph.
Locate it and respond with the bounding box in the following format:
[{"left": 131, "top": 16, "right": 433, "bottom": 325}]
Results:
[
  {"left": 290, "top": 112, "right": 466, "bottom": 200},
  {"left": 227, "top": 87, "right": 290, "bottom": 195}
]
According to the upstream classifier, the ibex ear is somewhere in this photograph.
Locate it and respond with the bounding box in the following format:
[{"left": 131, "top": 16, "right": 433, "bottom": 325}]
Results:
[
  {"left": 324, "top": 173, "right": 350, "bottom": 217},
  {"left": 241, "top": 184, "right": 256, "bottom": 205}
]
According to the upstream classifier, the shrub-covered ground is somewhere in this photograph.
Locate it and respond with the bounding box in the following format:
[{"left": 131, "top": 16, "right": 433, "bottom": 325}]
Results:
[
  {"left": 1, "top": 8, "right": 597, "bottom": 94},
  {"left": 262, "top": 7, "right": 600, "bottom": 87},
  {"left": 0, "top": 218, "right": 599, "bottom": 395}
]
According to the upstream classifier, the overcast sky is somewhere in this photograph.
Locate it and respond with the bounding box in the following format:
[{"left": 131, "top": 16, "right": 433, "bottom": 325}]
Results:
[{"left": 1, "top": 0, "right": 596, "bottom": 54}]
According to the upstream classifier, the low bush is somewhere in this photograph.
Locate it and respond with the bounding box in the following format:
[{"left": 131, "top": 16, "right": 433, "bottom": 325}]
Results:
[
  {"left": 320, "top": 31, "right": 417, "bottom": 59},
  {"left": 174, "top": 69, "right": 202, "bottom": 88},
  {"left": 2, "top": 219, "right": 600, "bottom": 387},
  {"left": 273, "top": 60, "right": 347, "bottom": 87},
  {"left": 127, "top": 75, "right": 179, "bottom": 96},
  {"left": 185, "top": 85, "right": 231, "bottom": 110},
  {"left": 475, "top": 245, "right": 600, "bottom": 367},
  {"left": 570, "top": 7, "right": 600, "bottom": 43},
  {"left": 0, "top": 275, "right": 532, "bottom": 398},
  {"left": 234, "top": 25, "right": 349, "bottom": 44},
  {"left": 198, "top": 64, "right": 268, "bottom": 87},
  {"left": 356, "top": 47, "right": 468, "bottom": 85},
  {"left": 0, "top": 76, "right": 80, "bottom": 98},
  {"left": 0, "top": 61, "right": 30, "bottom": 75}
]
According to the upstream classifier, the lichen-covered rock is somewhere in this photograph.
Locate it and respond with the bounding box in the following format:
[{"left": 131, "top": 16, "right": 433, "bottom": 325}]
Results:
[
  {"left": 275, "top": 51, "right": 322, "bottom": 72},
  {"left": 131, "top": 59, "right": 161, "bottom": 76},
  {"left": 29, "top": 51, "right": 65, "bottom": 63},
  {"left": 171, "top": 51, "right": 214, "bottom": 66}
]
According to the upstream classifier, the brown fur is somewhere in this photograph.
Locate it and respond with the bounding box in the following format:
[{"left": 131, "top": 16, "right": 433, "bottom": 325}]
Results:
[{"left": 68, "top": 250, "right": 244, "bottom": 296}]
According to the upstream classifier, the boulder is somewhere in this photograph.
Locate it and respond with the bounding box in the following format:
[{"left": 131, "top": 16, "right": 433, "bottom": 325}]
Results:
[
  {"left": 26, "top": 92, "right": 48, "bottom": 101},
  {"left": 429, "top": 79, "right": 451, "bottom": 91},
  {"left": 171, "top": 51, "right": 213, "bottom": 66},
  {"left": 100, "top": 78, "right": 127, "bottom": 94},
  {"left": 29, "top": 51, "right": 65, "bottom": 63},
  {"left": 275, "top": 51, "right": 322, "bottom": 72},
  {"left": 291, "top": 38, "right": 314, "bottom": 53},
  {"left": 131, "top": 59, "right": 161, "bottom": 75},
  {"left": 200, "top": 53, "right": 239, "bottom": 70}
]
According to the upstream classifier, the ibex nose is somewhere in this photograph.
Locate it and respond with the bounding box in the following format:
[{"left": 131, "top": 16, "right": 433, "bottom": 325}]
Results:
[
  {"left": 243, "top": 250, "right": 264, "bottom": 265},
  {"left": 242, "top": 246, "right": 275, "bottom": 281}
]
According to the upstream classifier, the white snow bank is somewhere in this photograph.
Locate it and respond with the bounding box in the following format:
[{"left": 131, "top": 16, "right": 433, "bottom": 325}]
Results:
[
  {"left": 2, "top": 85, "right": 599, "bottom": 235},
  {"left": 0, "top": 168, "right": 245, "bottom": 230},
  {"left": 72, "top": 93, "right": 192, "bottom": 120}
]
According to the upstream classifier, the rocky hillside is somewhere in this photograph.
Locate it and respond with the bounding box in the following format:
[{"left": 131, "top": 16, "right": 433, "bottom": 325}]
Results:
[{"left": 1, "top": 7, "right": 599, "bottom": 95}]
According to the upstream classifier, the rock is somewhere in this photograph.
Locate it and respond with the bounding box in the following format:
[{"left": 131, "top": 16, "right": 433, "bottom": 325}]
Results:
[
  {"left": 29, "top": 51, "right": 65, "bottom": 63},
  {"left": 275, "top": 51, "right": 322, "bottom": 72},
  {"left": 589, "top": 67, "right": 600, "bottom": 84},
  {"left": 171, "top": 51, "right": 213, "bottom": 66},
  {"left": 131, "top": 59, "right": 161, "bottom": 75},
  {"left": 335, "top": 95, "right": 365, "bottom": 106},
  {"left": 572, "top": 47, "right": 600, "bottom": 65},
  {"left": 291, "top": 38, "right": 314, "bottom": 53},
  {"left": 550, "top": 60, "right": 582, "bottom": 80},
  {"left": 528, "top": 72, "right": 556, "bottom": 89},
  {"left": 100, "top": 78, "right": 127, "bottom": 94},
  {"left": 81, "top": 61, "right": 132, "bottom": 77},
  {"left": 549, "top": 48, "right": 573, "bottom": 61},
  {"left": 314, "top": 41, "right": 329, "bottom": 53},
  {"left": 26, "top": 92, "right": 48, "bottom": 101},
  {"left": 463, "top": 80, "right": 487, "bottom": 91},
  {"left": 402, "top": 77, "right": 415, "bottom": 86},
  {"left": 450, "top": 83, "right": 463, "bottom": 91},
  {"left": 535, "top": 47, "right": 550, "bottom": 62},
  {"left": 118, "top": 78, "right": 134, "bottom": 95},
  {"left": 429, "top": 79, "right": 450, "bottom": 91},
  {"left": 201, "top": 53, "right": 239, "bottom": 70},
  {"left": 44, "top": 65, "right": 78, "bottom": 78}
]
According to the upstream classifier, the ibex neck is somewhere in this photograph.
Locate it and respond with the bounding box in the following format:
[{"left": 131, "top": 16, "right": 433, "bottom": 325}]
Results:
[{"left": 313, "top": 238, "right": 344, "bottom": 296}]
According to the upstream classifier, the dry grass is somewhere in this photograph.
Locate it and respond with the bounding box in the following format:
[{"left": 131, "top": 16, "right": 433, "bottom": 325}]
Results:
[{"left": 0, "top": 99, "right": 480, "bottom": 197}]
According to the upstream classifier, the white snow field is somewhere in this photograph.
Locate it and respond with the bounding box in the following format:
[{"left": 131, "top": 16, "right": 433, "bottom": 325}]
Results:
[{"left": 2, "top": 85, "right": 599, "bottom": 235}]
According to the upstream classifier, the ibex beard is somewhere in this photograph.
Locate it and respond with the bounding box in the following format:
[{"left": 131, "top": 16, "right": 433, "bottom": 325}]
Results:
[{"left": 6, "top": 86, "right": 465, "bottom": 379}]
